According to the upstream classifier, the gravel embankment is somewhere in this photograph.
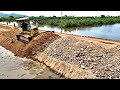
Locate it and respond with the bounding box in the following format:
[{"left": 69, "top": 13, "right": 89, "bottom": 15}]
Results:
[{"left": 42, "top": 36, "right": 120, "bottom": 79}]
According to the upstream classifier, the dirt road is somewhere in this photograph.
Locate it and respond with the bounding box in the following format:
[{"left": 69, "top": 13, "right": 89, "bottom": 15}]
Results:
[{"left": 55, "top": 32, "right": 120, "bottom": 49}]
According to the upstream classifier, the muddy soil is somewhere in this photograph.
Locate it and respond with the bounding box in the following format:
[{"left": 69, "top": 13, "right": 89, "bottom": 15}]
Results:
[
  {"left": 0, "top": 45, "right": 64, "bottom": 79},
  {"left": 0, "top": 45, "right": 36, "bottom": 79}
]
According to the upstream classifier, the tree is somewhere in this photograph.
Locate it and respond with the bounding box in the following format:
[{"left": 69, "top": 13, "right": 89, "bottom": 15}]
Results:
[
  {"left": 53, "top": 15, "right": 56, "bottom": 17},
  {"left": 65, "top": 15, "right": 67, "bottom": 17},
  {"left": 9, "top": 16, "right": 14, "bottom": 18},
  {"left": 101, "top": 15, "right": 105, "bottom": 18}
]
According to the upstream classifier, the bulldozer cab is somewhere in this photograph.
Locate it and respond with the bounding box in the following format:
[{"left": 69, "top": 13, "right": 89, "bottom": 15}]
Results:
[
  {"left": 16, "top": 17, "right": 30, "bottom": 28},
  {"left": 16, "top": 17, "right": 31, "bottom": 33}
]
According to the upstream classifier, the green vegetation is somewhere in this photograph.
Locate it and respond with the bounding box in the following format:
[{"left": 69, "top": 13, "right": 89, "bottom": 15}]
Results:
[
  {"left": 30, "top": 15, "right": 120, "bottom": 28},
  {"left": 0, "top": 16, "right": 21, "bottom": 22},
  {"left": 1, "top": 15, "right": 120, "bottom": 28}
]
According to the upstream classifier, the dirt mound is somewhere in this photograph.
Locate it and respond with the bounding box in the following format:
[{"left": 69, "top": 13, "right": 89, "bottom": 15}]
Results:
[
  {"left": 0, "top": 26, "right": 61, "bottom": 58},
  {"left": 0, "top": 25, "right": 13, "bottom": 30},
  {"left": 19, "top": 31, "right": 61, "bottom": 58},
  {"left": 0, "top": 26, "right": 26, "bottom": 56}
]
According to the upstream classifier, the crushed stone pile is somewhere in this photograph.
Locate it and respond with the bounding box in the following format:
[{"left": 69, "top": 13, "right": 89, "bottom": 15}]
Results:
[{"left": 42, "top": 36, "right": 120, "bottom": 79}]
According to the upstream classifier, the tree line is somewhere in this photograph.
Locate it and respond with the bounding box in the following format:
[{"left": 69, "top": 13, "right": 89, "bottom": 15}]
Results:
[{"left": 1, "top": 15, "right": 120, "bottom": 28}]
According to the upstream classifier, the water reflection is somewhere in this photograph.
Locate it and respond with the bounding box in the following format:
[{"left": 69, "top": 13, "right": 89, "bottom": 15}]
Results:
[{"left": 38, "top": 23, "right": 120, "bottom": 41}]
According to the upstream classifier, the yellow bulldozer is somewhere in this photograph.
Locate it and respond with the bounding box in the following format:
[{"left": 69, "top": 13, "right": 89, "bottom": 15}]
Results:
[{"left": 16, "top": 17, "right": 39, "bottom": 43}]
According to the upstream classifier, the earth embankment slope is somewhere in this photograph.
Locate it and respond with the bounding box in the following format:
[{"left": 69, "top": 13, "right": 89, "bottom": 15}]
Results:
[{"left": 0, "top": 25, "right": 60, "bottom": 58}]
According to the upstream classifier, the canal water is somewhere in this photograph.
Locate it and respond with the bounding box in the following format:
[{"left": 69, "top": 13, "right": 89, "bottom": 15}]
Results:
[{"left": 37, "top": 24, "right": 120, "bottom": 41}]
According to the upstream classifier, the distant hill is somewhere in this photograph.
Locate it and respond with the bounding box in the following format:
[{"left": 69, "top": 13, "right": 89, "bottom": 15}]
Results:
[{"left": 0, "top": 13, "right": 28, "bottom": 17}]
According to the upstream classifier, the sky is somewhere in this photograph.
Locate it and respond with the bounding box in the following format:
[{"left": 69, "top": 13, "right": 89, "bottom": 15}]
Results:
[{"left": 0, "top": 11, "right": 120, "bottom": 17}]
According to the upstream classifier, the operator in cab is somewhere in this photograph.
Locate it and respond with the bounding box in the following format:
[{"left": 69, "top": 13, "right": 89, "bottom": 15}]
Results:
[{"left": 21, "top": 21, "right": 28, "bottom": 31}]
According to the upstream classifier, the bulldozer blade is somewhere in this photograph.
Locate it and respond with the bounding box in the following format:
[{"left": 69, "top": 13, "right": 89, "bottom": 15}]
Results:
[{"left": 16, "top": 35, "right": 32, "bottom": 44}]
